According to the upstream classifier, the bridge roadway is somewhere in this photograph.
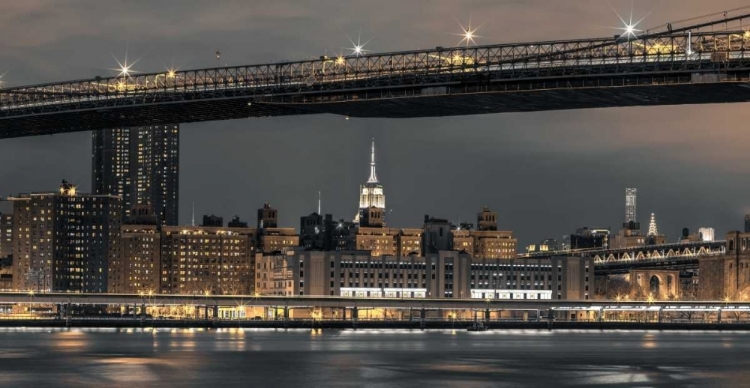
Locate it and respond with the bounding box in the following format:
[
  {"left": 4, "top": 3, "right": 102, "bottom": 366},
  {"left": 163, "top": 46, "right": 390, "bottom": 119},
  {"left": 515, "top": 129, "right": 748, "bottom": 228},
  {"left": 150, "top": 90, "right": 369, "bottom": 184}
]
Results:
[
  {"left": 1, "top": 12, "right": 750, "bottom": 138},
  {"left": 5, "top": 292, "right": 750, "bottom": 313}
]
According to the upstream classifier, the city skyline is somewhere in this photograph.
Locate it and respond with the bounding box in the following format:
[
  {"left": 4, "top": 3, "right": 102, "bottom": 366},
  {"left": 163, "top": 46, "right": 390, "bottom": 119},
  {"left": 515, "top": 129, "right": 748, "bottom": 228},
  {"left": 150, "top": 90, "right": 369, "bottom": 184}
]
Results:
[{"left": 0, "top": 0, "right": 748, "bottom": 250}]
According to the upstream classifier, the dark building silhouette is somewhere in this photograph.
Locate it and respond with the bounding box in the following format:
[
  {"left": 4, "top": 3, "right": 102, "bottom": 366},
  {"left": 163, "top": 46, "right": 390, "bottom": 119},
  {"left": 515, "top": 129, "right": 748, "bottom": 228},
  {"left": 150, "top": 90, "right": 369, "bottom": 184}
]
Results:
[
  {"left": 92, "top": 125, "right": 179, "bottom": 225},
  {"left": 257, "top": 203, "right": 278, "bottom": 229},
  {"left": 202, "top": 214, "right": 223, "bottom": 227},
  {"left": 300, "top": 213, "right": 323, "bottom": 249},
  {"left": 570, "top": 227, "right": 607, "bottom": 250},
  {"left": 422, "top": 215, "right": 453, "bottom": 255},
  {"left": 477, "top": 206, "right": 498, "bottom": 231},
  {"left": 228, "top": 216, "right": 248, "bottom": 228}
]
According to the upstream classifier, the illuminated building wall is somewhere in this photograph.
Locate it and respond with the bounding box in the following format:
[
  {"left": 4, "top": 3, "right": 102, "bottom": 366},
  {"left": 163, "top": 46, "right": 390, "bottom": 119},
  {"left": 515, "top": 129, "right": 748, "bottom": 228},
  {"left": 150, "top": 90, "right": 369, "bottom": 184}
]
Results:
[
  {"left": 160, "top": 226, "right": 256, "bottom": 295},
  {"left": 255, "top": 252, "right": 295, "bottom": 296},
  {"left": 10, "top": 181, "right": 121, "bottom": 293},
  {"left": 111, "top": 224, "right": 160, "bottom": 294},
  {"left": 471, "top": 230, "right": 517, "bottom": 259},
  {"left": 92, "top": 125, "right": 179, "bottom": 226},
  {"left": 355, "top": 227, "right": 398, "bottom": 257},
  {"left": 259, "top": 228, "right": 299, "bottom": 253},
  {"left": 254, "top": 250, "right": 591, "bottom": 300}
]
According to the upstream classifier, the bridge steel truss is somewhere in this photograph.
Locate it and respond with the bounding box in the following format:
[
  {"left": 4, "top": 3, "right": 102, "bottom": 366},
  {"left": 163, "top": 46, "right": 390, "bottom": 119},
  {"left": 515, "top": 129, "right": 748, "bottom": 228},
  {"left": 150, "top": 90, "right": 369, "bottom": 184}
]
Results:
[{"left": 2, "top": 13, "right": 750, "bottom": 137}]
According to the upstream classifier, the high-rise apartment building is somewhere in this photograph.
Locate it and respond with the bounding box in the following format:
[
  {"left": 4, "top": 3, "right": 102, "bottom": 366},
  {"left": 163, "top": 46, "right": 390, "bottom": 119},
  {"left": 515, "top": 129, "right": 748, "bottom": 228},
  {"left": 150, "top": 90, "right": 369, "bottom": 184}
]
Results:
[
  {"left": 111, "top": 224, "right": 160, "bottom": 294},
  {"left": 92, "top": 125, "right": 179, "bottom": 225},
  {"left": 10, "top": 181, "right": 121, "bottom": 293},
  {"left": 160, "top": 226, "right": 256, "bottom": 295}
]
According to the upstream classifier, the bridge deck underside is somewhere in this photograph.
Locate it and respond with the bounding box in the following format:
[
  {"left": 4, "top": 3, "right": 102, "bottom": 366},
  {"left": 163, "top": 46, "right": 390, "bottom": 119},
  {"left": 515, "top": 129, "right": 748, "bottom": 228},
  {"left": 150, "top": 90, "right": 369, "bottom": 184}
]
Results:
[
  {"left": 298, "top": 81, "right": 750, "bottom": 118},
  {"left": 1, "top": 81, "right": 749, "bottom": 138}
]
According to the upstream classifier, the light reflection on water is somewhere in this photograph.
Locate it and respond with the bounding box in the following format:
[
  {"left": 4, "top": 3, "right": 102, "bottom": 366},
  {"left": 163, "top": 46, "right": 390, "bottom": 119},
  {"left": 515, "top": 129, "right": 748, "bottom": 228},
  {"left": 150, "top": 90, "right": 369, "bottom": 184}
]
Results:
[{"left": 0, "top": 329, "right": 746, "bottom": 387}]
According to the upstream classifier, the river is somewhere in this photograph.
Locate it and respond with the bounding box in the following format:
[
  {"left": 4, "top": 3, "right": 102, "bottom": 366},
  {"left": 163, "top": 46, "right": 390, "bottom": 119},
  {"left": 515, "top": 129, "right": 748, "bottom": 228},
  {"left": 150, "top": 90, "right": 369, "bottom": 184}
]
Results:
[{"left": 0, "top": 328, "right": 746, "bottom": 387}]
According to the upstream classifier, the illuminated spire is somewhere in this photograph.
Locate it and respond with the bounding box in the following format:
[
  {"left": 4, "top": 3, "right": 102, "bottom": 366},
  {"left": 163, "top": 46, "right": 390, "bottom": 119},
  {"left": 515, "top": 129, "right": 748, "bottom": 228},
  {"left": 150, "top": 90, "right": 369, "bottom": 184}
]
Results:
[
  {"left": 367, "top": 138, "right": 378, "bottom": 183},
  {"left": 648, "top": 213, "right": 658, "bottom": 236}
]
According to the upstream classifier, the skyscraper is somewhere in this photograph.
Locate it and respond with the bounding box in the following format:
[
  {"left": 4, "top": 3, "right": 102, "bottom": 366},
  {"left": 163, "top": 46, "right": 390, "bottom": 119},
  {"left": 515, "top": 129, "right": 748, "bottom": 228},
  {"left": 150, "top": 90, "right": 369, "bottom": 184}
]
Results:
[
  {"left": 648, "top": 213, "right": 658, "bottom": 236},
  {"left": 625, "top": 188, "right": 637, "bottom": 223},
  {"left": 92, "top": 125, "right": 179, "bottom": 225},
  {"left": 354, "top": 140, "right": 385, "bottom": 223}
]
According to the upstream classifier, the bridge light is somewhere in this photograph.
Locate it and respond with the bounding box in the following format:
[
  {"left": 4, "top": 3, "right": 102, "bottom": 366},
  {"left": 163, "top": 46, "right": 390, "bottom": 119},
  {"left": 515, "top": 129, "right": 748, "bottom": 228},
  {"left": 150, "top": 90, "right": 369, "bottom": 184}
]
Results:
[
  {"left": 611, "top": 3, "right": 647, "bottom": 40},
  {"left": 111, "top": 52, "right": 139, "bottom": 78},
  {"left": 455, "top": 18, "right": 481, "bottom": 47},
  {"left": 347, "top": 29, "right": 371, "bottom": 57}
]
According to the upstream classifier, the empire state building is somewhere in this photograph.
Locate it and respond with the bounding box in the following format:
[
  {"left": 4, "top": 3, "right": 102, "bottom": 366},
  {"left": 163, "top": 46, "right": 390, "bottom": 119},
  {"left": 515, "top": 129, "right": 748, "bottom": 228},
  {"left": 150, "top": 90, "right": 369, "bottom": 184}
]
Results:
[{"left": 354, "top": 140, "right": 385, "bottom": 223}]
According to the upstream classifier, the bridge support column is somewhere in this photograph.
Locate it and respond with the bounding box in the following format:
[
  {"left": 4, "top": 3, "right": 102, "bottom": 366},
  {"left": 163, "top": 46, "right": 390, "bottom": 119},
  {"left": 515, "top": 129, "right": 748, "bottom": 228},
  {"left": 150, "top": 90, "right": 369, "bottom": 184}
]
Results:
[
  {"left": 213, "top": 305, "right": 219, "bottom": 320},
  {"left": 420, "top": 308, "right": 426, "bottom": 330},
  {"left": 341, "top": 307, "right": 346, "bottom": 321},
  {"left": 352, "top": 307, "right": 359, "bottom": 329},
  {"left": 204, "top": 306, "right": 209, "bottom": 321},
  {"left": 657, "top": 308, "right": 663, "bottom": 324},
  {"left": 484, "top": 308, "right": 490, "bottom": 323},
  {"left": 717, "top": 309, "right": 722, "bottom": 324},
  {"left": 597, "top": 308, "right": 603, "bottom": 323},
  {"left": 547, "top": 309, "right": 554, "bottom": 330}
]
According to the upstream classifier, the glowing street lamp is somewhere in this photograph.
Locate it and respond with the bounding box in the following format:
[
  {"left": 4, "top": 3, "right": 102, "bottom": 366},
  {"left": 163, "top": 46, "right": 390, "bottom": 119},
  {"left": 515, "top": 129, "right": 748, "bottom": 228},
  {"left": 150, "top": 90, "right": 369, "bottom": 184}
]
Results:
[
  {"left": 611, "top": 2, "right": 647, "bottom": 40},
  {"left": 346, "top": 29, "right": 371, "bottom": 57},
  {"left": 110, "top": 51, "right": 140, "bottom": 79},
  {"left": 455, "top": 17, "right": 482, "bottom": 48}
]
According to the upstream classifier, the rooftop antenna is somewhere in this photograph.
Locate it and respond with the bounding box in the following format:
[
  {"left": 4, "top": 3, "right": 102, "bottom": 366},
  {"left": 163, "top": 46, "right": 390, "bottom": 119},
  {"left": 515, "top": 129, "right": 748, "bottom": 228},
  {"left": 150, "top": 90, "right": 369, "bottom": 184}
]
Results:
[
  {"left": 318, "top": 191, "right": 321, "bottom": 215},
  {"left": 191, "top": 201, "right": 195, "bottom": 226}
]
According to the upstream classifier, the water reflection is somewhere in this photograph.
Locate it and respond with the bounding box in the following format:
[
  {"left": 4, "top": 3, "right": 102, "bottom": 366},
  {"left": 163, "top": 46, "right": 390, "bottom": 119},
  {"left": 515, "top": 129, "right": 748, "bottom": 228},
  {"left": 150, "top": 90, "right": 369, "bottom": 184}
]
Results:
[{"left": 0, "top": 330, "right": 745, "bottom": 387}]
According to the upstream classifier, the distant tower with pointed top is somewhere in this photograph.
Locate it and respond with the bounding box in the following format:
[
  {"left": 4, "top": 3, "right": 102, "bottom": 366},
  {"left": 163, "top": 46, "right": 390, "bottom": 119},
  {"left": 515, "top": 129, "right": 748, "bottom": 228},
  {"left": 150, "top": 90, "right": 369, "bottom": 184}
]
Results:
[
  {"left": 354, "top": 139, "right": 386, "bottom": 224},
  {"left": 648, "top": 213, "right": 658, "bottom": 236}
]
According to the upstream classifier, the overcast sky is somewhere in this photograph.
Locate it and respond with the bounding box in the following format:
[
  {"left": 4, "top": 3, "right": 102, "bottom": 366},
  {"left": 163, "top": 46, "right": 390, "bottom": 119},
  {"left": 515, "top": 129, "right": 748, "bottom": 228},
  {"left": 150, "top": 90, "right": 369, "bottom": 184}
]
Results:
[{"left": 1, "top": 0, "right": 749, "bottom": 249}]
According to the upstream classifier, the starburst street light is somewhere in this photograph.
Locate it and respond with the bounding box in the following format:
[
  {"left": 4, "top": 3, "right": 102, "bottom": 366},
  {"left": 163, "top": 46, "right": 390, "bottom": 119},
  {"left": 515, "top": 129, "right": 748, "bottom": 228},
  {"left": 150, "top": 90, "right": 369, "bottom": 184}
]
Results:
[
  {"left": 454, "top": 17, "right": 482, "bottom": 48},
  {"left": 346, "top": 29, "right": 371, "bottom": 57},
  {"left": 110, "top": 51, "right": 140, "bottom": 78},
  {"left": 611, "top": 2, "right": 648, "bottom": 40}
]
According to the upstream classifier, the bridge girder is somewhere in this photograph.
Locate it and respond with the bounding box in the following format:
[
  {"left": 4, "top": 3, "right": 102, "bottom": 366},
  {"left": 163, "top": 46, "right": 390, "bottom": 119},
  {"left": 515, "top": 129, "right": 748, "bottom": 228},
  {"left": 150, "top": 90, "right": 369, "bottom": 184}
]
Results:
[{"left": 1, "top": 13, "right": 750, "bottom": 138}]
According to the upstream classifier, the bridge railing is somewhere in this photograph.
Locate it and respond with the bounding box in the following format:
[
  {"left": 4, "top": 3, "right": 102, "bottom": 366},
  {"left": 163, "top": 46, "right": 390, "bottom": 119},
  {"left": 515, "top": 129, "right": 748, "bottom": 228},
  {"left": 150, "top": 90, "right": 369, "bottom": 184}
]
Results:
[{"left": 1, "top": 14, "right": 749, "bottom": 115}]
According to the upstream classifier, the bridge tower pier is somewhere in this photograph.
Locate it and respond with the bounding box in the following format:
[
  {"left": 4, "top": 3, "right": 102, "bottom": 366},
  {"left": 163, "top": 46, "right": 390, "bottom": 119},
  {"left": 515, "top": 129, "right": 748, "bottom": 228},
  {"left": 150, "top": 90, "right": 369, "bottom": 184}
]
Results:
[
  {"left": 352, "top": 307, "right": 358, "bottom": 329},
  {"left": 420, "top": 308, "right": 426, "bottom": 330}
]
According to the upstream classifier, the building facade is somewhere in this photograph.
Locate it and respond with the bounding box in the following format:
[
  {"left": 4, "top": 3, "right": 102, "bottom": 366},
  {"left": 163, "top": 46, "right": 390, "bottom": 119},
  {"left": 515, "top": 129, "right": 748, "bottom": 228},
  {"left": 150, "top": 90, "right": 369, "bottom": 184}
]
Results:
[
  {"left": 255, "top": 250, "right": 592, "bottom": 301},
  {"left": 160, "top": 226, "right": 256, "bottom": 295},
  {"left": 10, "top": 181, "right": 121, "bottom": 293},
  {"left": 110, "top": 224, "right": 160, "bottom": 294},
  {"left": 92, "top": 125, "right": 179, "bottom": 225}
]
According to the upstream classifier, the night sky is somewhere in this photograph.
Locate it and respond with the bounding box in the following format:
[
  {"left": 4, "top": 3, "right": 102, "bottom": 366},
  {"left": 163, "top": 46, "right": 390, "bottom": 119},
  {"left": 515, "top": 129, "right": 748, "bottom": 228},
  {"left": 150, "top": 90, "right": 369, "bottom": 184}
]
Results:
[{"left": 1, "top": 0, "right": 749, "bottom": 249}]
